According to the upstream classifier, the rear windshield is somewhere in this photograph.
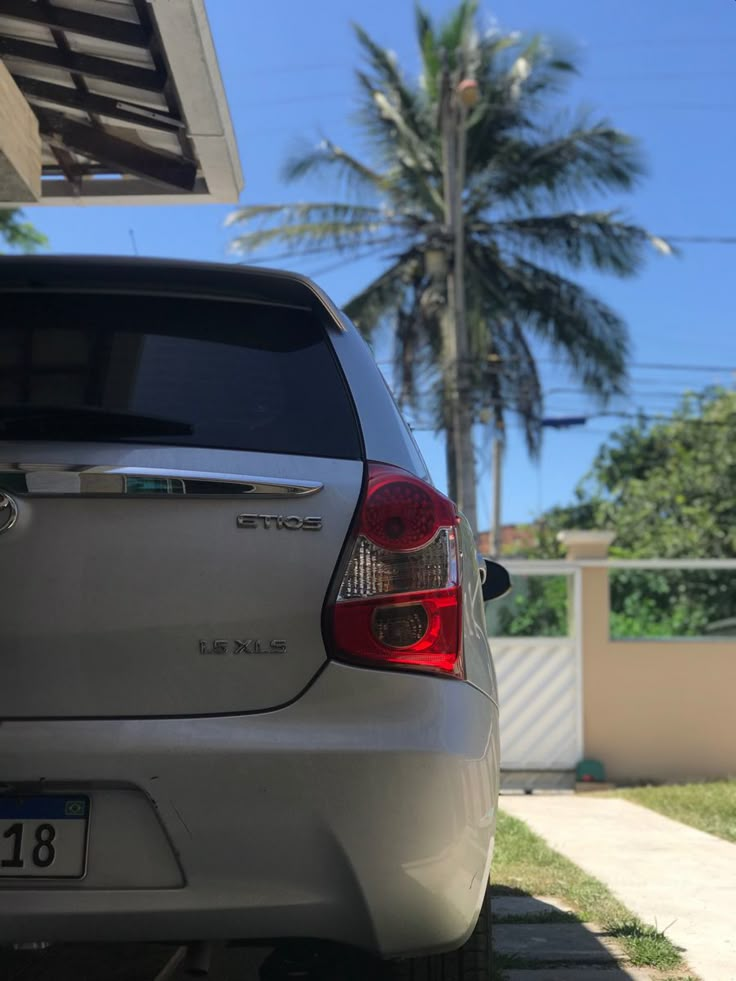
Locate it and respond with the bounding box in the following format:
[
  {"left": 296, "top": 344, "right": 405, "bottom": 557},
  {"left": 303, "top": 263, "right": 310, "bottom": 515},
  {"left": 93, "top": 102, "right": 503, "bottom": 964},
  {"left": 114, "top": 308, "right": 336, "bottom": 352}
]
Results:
[{"left": 0, "top": 291, "right": 362, "bottom": 459}]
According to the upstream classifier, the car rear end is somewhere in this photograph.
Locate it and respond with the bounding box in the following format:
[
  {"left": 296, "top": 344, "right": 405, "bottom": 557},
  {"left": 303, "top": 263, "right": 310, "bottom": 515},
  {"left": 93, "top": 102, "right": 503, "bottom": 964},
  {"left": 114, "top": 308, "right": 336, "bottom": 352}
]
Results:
[{"left": 0, "top": 257, "right": 499, "bottom": 958}]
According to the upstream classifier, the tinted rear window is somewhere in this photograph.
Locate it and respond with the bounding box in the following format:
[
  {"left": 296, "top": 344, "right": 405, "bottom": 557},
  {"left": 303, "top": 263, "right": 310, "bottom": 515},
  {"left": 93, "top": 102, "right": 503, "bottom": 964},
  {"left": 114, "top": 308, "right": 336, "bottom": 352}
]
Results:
[{"left": 0, "top": 292, "right": 362, "bottom": 459}]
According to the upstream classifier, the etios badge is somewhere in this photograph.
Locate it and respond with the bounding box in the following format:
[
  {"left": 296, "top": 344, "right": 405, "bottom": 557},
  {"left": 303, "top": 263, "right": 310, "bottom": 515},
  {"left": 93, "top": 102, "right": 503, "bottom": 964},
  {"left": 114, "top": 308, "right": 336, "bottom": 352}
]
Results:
[
  {"left": 0, "top": 494, "right": 18, "bottom": 535},
  {"left": 236, "top": 514, "right": 322, "bottom": 531}
]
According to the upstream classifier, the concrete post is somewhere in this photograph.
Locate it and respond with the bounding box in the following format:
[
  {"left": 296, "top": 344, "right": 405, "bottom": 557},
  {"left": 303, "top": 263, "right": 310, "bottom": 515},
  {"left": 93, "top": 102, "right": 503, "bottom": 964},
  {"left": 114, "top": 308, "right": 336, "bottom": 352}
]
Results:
[
  {"left": 557, "top": 530, "right": 616, "bottom": 562},
  {"left": 0, "top": 62, "right": 41, "bottom": 203},
  {"left": 557, "top": 530, "right": 615, "bottom": 769}
]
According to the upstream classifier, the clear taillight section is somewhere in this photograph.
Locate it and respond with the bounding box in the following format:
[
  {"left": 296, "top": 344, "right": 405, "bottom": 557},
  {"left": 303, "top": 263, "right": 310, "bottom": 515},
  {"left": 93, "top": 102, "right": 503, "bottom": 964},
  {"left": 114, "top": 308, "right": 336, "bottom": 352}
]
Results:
[
  {"left": 326, "top": 463, "right": 463, "bottom": 678},
  {"left": 338, "top": 529, "right": 455, "bottom": 599}
]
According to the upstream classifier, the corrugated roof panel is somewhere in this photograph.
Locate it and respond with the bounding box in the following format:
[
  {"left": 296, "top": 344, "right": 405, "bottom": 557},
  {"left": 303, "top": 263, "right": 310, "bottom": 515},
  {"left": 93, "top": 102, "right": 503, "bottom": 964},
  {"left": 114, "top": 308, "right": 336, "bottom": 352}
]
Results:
[{"left": 0, "top": 0, "right": 242, "bottom": 204}]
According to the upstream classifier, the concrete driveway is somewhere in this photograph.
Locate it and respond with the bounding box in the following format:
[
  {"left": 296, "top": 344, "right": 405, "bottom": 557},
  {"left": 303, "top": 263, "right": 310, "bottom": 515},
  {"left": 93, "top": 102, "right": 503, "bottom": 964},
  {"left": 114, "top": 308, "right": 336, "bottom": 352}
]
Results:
[{"left": 501, "top": 794, "right": 736, "bottom": 981}]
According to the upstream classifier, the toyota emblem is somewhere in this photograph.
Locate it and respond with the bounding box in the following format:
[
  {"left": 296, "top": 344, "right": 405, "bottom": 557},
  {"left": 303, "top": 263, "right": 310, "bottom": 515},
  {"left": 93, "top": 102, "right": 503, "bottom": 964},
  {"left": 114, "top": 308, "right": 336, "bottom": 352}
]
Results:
[{"left": 0, "top": 493, "right": 18, "bottom": 535}]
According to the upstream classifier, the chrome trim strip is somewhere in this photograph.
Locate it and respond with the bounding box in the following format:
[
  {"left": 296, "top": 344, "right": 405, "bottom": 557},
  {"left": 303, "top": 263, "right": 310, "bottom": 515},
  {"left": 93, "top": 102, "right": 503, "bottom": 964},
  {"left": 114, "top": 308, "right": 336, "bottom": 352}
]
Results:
[{"left": 0, "top": 465, "right": 323, "bottom": 499}]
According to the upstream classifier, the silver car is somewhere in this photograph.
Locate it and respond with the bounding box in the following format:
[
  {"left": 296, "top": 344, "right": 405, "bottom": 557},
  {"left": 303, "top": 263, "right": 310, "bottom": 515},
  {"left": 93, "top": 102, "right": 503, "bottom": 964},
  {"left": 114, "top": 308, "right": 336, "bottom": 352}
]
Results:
[{"left": 0, "top": 257, "right": 502, "bottom": 979}]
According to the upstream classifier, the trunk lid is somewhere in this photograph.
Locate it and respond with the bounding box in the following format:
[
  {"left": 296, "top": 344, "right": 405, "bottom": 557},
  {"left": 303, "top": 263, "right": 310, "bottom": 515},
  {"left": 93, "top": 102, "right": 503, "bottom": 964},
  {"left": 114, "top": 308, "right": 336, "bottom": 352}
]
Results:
[{"left": 0, "top": 283, "right": 363, "bottom": 717}]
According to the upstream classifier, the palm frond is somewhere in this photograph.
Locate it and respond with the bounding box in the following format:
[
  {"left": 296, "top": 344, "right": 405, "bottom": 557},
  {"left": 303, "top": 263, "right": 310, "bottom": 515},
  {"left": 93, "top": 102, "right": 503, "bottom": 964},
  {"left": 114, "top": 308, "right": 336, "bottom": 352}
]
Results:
[
  {"left": 415, "top": 5, "right": 441, "bottom": 99},
  {"left": 473, "top": 117, "right": 645, "bottom": 208},
  {"left": 502, "top": 321, "right": 544, "bottom": 454},
  {"left": 354, "top": 24, "right": 431, "bottom": 144},
  {"left": 487, "top": 211, "right": 670, "bottom": 276},
  {"left": 282, "top": 139, "right": 386, "bottom": 194},
  {"left": 227, "top": 202, "right": 393, "bottom": 256},
  {"left": 353, "top": 73, "right": 443, "bottom": 218},
  {"left": 395, "top": 303, "right": 423, "bottom": 408},
  {"left": 498, "top": 257, "right": 630, "bottom": 397},
  {"left": 439, "top": 0, "right": 478, "bottom": 69},
  {"left": 225, "top": 1, "right": 671, "bottom": 499},
  {"left": 343, "top": 254, "right": 416, "bottom": 335},
  {"left": 226, "top": 202, "right": 384, "bottom": 226}
]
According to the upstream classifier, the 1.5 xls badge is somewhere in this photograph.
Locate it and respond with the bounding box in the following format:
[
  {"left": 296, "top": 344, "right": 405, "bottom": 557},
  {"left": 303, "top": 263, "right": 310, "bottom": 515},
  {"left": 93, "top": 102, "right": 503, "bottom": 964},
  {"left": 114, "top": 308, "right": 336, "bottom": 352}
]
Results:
[{"left": 199, "top": 639, "right": 287, "bottom": 656}]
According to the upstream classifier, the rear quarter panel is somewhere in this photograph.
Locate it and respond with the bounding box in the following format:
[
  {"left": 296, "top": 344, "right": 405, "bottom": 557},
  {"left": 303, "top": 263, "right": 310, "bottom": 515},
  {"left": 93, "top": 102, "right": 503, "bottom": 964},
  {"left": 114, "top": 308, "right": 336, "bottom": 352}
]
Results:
[{"left": 459, "top": 515, "right": 498, "bottom": 705}]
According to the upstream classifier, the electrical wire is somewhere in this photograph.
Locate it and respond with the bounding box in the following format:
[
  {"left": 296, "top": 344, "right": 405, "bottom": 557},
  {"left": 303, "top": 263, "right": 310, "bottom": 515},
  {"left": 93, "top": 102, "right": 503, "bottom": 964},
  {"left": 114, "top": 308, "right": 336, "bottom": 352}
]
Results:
[
  {"left": 228, "top": 40, "right": 736, "bottom": 81},
  {"left": 376, "top": 356, "right": 736, "bottom": 374},
  {"left": 232, "top": 236, "right": 400, "bottom": 269},
  {"left": 665, "top": 236, "right": 736, "bottom": 245}
]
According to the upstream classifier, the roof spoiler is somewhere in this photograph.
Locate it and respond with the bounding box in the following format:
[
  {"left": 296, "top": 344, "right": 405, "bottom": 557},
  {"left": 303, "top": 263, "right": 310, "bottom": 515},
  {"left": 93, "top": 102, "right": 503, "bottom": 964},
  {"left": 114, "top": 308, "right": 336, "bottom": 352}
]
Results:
[{"left": 0, "top": 256, "right": 346, "bottom": 331}]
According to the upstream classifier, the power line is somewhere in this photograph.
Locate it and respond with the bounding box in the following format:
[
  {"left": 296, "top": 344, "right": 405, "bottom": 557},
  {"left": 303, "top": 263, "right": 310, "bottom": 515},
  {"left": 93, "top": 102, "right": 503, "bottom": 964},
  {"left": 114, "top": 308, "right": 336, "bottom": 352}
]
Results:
[
  {"left": 238, "top": 91, "right": 348, "bottom": 109},
  {"left": 593, "top": 70, "right": 736, "bottom": 81},
  {"left": 605, "top": 103, "right": 736, "bottom": 111},
  {"left": 408, "top": 409, "right": 735, "bottom": 431},
  {"left": 235, "top": 239, "right": 397, "bottom": 268},
  {"left": 592, "top": 37, "right": 736, "bottom": 48},
  {"left": 233, "top": 62, "right": 349, "bottom": 76},
  {"left": 545, "top": 388, "right": 701, "bottom": 400},
  {"left": 306, "top": 245, "right": 393, "bottom": 277},
  {"left": 229, "top": 40, "right": 736, "bottom": 82},
  {"left": 376, "top": 357, "right": 736, "bottom": 374},
  {"left": 614, "top": 360, "right": 736, "bottom": 374},
  {"left": 666, "top": 236, "right": 736, "bottom": 245},
  {"left": 594, "top": 410, "right": 736, "bottom": 427},
  {"left": 233, "top": 86, "right": 736, "bottom": 113}
]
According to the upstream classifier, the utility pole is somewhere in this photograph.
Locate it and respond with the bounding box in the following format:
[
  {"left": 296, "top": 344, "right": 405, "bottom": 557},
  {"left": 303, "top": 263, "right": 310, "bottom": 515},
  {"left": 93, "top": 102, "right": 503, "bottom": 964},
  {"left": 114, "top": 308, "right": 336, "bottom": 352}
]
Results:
[
  {"left": 491, "top": 435, "right": 503, "bottom": 557},
  {"left": 439, "top": 58, "right": 464, "bottom": 518},
  {"left": 438, "top": 57, "right": 479, "bottom": 534}
]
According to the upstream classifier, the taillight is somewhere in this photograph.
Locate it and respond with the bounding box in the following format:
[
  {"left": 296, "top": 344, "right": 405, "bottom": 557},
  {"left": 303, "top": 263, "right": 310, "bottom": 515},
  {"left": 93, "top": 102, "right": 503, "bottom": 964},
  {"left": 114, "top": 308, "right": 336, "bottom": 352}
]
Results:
[{"left": 327, "top": 463, "right": 464, "bottom": 678}]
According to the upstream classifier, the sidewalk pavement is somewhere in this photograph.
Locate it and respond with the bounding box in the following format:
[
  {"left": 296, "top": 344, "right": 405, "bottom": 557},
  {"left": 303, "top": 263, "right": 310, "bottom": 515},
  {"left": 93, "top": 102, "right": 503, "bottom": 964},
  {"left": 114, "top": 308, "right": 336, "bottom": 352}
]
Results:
[{"left": 501, "top": 794, "right": 736, "bottom": 981}]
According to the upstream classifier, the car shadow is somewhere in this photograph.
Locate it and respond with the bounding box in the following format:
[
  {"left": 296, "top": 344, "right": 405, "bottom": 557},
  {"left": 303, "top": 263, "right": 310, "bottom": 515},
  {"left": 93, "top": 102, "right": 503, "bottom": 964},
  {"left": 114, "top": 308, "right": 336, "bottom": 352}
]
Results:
[
  {"left": 0, "top": 893, "right": 646, "bottom": 981},
  {"left": 491, "top": 887, "right": 643, "bottom": 979},
  {"left": 0, "top": 942, "right": 270, "bottom": 981}
]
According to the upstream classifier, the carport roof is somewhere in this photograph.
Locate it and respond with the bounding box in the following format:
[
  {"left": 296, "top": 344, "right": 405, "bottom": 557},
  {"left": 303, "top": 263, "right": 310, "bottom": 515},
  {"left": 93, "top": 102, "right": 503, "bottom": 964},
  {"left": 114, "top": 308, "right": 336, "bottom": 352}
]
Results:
[{"left": 0, "top": 0, "right": 243, "bottom": 205}]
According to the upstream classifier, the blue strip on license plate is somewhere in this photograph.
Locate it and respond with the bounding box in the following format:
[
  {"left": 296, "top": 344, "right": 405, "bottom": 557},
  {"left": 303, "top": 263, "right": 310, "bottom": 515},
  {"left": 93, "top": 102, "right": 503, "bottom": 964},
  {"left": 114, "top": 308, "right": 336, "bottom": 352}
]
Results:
[{"left": 0, "top": 796, "right": 89, "bottom": 820}]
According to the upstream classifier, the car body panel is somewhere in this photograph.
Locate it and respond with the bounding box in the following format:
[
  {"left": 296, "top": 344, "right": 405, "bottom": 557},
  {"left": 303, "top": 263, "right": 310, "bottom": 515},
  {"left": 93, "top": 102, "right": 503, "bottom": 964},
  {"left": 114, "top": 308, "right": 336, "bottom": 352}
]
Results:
[
  {"left": 457, "top": 515, "right": 499, "bottom": 703},
  {"left": 0, "top": 446, "right": 363, "bottom": 717},
  {"left": 0, "top": 256, "right": 500, "bottom": 958},
  {"left": 0, "top": 662, "right": 499, "bottom": 957}
]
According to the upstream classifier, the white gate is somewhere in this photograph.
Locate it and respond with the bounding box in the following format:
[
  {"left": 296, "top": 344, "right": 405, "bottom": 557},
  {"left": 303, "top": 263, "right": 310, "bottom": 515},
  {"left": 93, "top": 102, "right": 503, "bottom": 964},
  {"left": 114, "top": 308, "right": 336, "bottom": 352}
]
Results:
[{"left": 488, "top": 563, "right": 583, "bottom": 773}]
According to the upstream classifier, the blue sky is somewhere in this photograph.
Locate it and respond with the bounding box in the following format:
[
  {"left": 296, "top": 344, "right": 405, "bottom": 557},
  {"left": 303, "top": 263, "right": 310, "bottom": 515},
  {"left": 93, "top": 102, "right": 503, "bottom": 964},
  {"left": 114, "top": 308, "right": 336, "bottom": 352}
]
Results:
[{"left": 22, "top": 0, "right": 736, "bottom": 530}]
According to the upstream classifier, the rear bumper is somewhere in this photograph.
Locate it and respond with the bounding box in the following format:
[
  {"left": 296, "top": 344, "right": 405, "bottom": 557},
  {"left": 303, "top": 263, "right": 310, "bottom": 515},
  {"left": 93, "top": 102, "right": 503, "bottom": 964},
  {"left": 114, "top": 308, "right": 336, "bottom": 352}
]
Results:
[{"left": 0, "top": 663, "right": 499, "bottom": 958}]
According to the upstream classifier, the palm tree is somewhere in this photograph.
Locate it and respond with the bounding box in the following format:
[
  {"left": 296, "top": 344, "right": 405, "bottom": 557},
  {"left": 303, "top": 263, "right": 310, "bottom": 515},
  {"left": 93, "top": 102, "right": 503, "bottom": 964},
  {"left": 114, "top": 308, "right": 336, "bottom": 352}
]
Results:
[{"left": 228, "top": 1, "right": 671, "bottom": 533}]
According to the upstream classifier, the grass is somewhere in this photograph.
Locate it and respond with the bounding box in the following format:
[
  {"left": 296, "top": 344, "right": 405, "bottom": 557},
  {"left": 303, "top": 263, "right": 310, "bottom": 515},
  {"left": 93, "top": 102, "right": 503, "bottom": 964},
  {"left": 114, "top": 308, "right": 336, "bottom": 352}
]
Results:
[
  {"left": 492, "top": 809, "right": 692, "bottom": 976},
  {"left": 602, "top": 780, "right": 736, "bottom": 844}
]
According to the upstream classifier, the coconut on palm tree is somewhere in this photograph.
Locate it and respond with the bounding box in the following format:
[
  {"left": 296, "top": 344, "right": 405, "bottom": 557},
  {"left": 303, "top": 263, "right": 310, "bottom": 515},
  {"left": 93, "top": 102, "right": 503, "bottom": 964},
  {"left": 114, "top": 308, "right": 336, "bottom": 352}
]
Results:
[{"left": 228, "top": 1, "right": 671, "bottom": 534}]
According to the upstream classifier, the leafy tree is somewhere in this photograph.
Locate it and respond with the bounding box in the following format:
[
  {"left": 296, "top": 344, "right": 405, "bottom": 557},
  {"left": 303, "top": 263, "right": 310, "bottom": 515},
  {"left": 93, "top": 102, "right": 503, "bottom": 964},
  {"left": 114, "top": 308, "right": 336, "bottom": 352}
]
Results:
[
  {"left": 540, "top": 389, "right": 736, "bottom": 558},
  {"left": 228, "top": 1, "right": 669, "bottom": 531},
  {"left": 487, "top": 574, "right": 568, "bottom": 637},
  {"left": 0, "top": 209, "right": 46, "bottom": 253},
  {"left": 532, "top": 389, "right": 736, "bottom": 636}
]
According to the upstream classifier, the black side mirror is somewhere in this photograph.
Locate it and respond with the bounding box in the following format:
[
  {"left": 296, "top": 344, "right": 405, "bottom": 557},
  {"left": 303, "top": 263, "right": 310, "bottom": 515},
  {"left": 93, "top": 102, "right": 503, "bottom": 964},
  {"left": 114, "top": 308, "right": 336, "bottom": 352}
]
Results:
[{"left": 481, "top": 559, "right": 511, "bottom": 602}]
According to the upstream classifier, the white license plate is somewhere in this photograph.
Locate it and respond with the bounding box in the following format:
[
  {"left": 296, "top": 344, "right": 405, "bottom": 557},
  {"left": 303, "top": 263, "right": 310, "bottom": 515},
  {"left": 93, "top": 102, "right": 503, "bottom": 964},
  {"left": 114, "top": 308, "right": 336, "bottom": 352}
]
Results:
[{"left": 0, "top": 796, "right": 89, "bottom": 878}]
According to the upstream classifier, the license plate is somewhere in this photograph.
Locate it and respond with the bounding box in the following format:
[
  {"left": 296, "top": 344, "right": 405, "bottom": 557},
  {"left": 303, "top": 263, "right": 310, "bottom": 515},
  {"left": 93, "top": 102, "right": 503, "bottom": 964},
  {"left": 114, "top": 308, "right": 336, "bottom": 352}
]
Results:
[{"left": 0, "top": 796, "right": 89, "bottom": 878}]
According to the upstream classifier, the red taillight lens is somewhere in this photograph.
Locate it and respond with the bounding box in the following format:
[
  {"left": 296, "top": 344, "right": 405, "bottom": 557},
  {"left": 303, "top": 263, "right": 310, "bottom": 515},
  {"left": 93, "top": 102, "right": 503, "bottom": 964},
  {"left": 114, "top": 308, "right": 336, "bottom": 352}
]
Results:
[
  {"left": 360, "top": 465, "right": 457, "bottom": 551},
  {"left": 327, "top": 463, "right": 463, "bottom": 678}
]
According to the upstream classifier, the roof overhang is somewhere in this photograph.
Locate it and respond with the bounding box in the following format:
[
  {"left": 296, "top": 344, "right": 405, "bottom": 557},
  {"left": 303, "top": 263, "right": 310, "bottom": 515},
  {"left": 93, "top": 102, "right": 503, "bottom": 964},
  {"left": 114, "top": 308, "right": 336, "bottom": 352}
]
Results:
[{"left": 0, "top": 0, "right": 243, "bottom": 206}]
